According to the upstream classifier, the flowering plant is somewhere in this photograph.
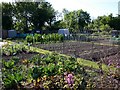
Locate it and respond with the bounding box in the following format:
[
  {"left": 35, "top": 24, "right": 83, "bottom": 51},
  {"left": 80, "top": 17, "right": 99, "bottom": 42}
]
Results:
[{"left": 64, "top": 72, "right": 74, "bottom": 87}]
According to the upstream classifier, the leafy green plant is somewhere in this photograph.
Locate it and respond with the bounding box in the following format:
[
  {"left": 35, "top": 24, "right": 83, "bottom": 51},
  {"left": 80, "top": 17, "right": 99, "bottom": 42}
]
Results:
[
  {"left": 59, "top": 34, "right": 64, "bottom": 42},
  {"left": 34, "top": 33, "right": 41, "bottom": 42},
  {"left": 3, "top": 71, "right": 24, "bottom": 89},
  {"left": 31, "top": 66, "right": 44, "bottom": 86},
  {"left": 10, "top": 56, "right": 20, "bottom": 65},
  {"left": 2, "top": 58, "right": 25, "bottom": 89},
  {"left": 3, "top": 59, "right": 15, "bottom": 69},
  {"left": 26, "top": 35, "right": 33, "bottom": 43},
  {"left": 64, "top": 60, "right": 76, "bottom": 72},
  {"left": 44, "top": 63, "right": 58, "bottom": 76},
  {"left": 25, "top": 34, "right": 64, "bottom": 44},
  {"left": 2, "top": 43, "right": 32, "bottom": 56}
]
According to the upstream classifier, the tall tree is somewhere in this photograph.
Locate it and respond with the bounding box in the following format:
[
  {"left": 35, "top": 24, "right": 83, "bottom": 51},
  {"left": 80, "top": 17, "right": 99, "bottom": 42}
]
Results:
[
  {"left": 109, "top": 16, "right": 120, "bottom": 30},
  {"left": 63, "top": 9, "right": 91, "bottom": 33},
  {"left": 13, "top": 2, "right": 37, "bottom": 32},
  {"left": 2, "top": 2, "right": 13, "bottom": 30},
  {"left": 86, "top": 14, "right": 113, "bottom": 33},
  {"left": 10, "top": 1, "right": 55, "bottom": 32},
  {"left": 31, "top": 1, "right": 56, "bottom": 30}
]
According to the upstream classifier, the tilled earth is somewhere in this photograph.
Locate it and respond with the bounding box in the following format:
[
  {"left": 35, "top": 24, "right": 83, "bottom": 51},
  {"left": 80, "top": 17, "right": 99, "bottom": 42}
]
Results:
[{"left": 32, "top": 41, "right": 120, "bottom": 67}]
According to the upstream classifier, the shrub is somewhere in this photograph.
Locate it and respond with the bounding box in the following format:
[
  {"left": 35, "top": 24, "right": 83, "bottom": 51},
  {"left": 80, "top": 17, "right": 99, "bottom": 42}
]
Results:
[
  {"left": 26, "top": 33, "right": 64, "bottom": 43},
  {"left": 50, "top": 33, "right": 55, "bottom": 42},
  {"left": 26, "top": 35, "right": 33, "bottom": 43},
  {"left": 58, "top": 34, "right": 63, "bottom": 42},
  {"left": 100, "top": 31, "right": 109, "bottom": 35},
  {"left": 34, "top": 33, "right": 41, "bottom": 42}
]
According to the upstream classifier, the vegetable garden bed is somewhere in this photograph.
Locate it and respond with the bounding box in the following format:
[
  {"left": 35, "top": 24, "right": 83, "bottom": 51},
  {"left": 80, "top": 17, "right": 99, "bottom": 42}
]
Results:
[
  {"left": 32, "top": 41, "right": 120, "bottom": 68},
  {"left": 1, "top": 41, "right": 120, "bottom": 89}
]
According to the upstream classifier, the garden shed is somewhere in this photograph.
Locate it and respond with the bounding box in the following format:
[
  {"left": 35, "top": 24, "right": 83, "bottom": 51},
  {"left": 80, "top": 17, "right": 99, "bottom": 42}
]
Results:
[
  {"left": 58, "top": 29, "right": 70, "bottom": 36},
  {"left": 111, "top": 30, "right": 120, "bottom": 37},
  {"left": 8, "top": 30, "right": 17, "bottom": 38}
]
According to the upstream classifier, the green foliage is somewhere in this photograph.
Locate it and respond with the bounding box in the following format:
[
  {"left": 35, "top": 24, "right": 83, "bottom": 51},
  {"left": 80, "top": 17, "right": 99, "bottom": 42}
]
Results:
[
  {"left": 2, "top": 42, "right": 118, "bottom": 89},
  {"left": 26, "top": 35, "right": 33, "bottom": 43},
  {"left": 52, "top": 20, "right": 66, "bottom": 30},
  {"left": 3, "top": 72, "right": 24, "bottom": 89},
  {"left": 100, "top": 24, "right": 111, "bottom": 32},
  {"left": 3, "top": 59, "right": 15, "bottom": 69},
  {"left": 109, "top": 16, "right": 120, "bottom": 30},
  {"left": 63, "top": 9, "right": 91, "bottom": 33},
  {"left": 30, "top": 53, "right": 77, "bottom": 79},
  {"left": 64, "top": 60, "right": 74, "bottom": 71},
  {"left": 2, "top": 42, "right": 36, "bottom": 58},
  {"left": 2, "top": 58, "right": 25, "bottom": 89},
  {"left": 2, "top": 1, "right": 120, "bottom": 34},
  {"left": 32, "top": 66, "right": 44, "bottom": 80},
  {"left": 34, "top": 33, "right": 41, "bottom": 42},
  {"left": 2, "top": 1, "right": 56, "bottom": 32},
  {"left": 45, "top": 63, "right": 57, "bottom": 76},
  {"left": 25, "top": 33, "right": 64, "bottom": 43},
  {"left": 86, "top": 14, "right": 115, "bottom": 34},
  {"left": 2, "top": 2, "right": 13, "bottom": 30}
]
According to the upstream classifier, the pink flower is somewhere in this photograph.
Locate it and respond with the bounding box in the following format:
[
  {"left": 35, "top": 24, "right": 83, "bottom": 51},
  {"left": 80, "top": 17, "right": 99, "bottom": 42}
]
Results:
[
  {"left": 67, "top": 78, "right": 71, "bottom": 84},
  {"left": 68, "top": 74, "right": 73, "bottom": 79},
  {"left": 66, "top": 73, "right": 74, "bottom": 86}
]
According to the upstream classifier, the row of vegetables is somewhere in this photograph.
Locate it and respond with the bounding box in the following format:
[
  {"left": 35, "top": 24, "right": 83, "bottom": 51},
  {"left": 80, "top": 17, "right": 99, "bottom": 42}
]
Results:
[
  {"left": 26, "top": 33, "right": 64, "bottom": 43},
  {"left": 2, "top": 41, "right": 120, "bottom": 89},
  {"left": 1, "top": 42, "right": 94, "bottom": 89},
  {"left": 2, "top": 52, "right": 93, "bottom": 89},
  {"left": 2, "top": 42, "right": 33, "bottom": 56}
]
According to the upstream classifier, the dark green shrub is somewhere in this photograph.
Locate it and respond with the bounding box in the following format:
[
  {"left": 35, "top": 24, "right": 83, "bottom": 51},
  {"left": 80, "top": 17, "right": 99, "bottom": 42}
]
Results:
[
  {"left": 50, "top": 33, "right": 55, "bottom": 42},
  {"left": 34, "top": 34, "right": 41, "bottom": 42},
  {"left": 26, "top": 33, "right": 64, "bottom": 43},
  {"left": 59, "top": 34, "right": 64, "bottom": 42},
  {"left": 26, "top": 35, "right": 33, "bottom": 43},
  {"left": 3, "top": 72, "right": 24, "bottom": 89},
  {"left": 42, "top": 34, "right": 46, "bottom": 43}
]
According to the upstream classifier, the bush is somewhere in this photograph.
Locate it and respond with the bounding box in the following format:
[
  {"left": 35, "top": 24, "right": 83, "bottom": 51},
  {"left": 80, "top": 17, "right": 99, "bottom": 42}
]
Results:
[
  {"left": 26, "top": 35, "right": 33, "bottom": 43},
  {"left": 34, "top": 33, "right": 41, "bottom": 42},
  {"left": 100, "top": 31, "right": 109, "bottom": 35},
  {"left": 50, "top": 33, "right": 55, "bottom": 42},
  {"left": 59, "top": 34, "right": 64, "bottom": 42},
  {"left": 26, "top": 33, "right": 64, "bottom": 43}
]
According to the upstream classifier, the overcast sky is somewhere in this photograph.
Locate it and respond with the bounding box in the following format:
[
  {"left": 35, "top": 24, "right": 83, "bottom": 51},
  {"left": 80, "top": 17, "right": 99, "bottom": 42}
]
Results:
[{"left": 1, "top": 0, "right": 120, "bottom": 19}]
